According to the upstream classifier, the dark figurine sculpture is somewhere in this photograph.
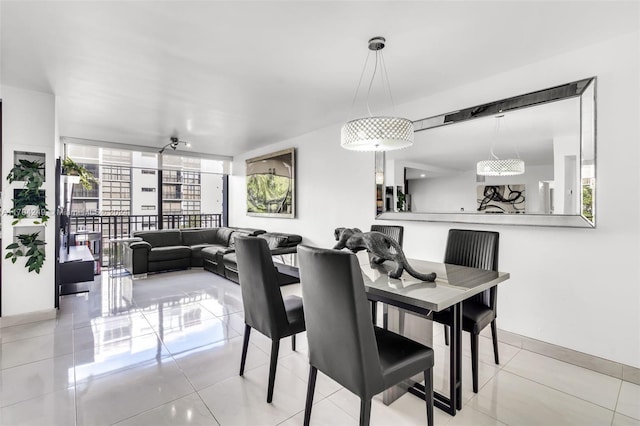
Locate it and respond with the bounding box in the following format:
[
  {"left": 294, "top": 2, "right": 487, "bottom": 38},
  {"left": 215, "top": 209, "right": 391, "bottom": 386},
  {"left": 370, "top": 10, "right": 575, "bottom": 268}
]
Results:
[{"left": 333, "top": 227, "right": 436, "bottom": 282}]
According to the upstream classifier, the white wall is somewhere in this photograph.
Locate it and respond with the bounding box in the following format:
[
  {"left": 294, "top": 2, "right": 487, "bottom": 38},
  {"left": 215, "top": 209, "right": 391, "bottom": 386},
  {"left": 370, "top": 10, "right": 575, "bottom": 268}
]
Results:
[
  {"left": 230, "top": 31, "right": 640, "bottom": 368},
  {"left": 1, "top": 86, "right": 57, "bottom": 316},
  {"left": 409, "top": 164, "right": 552, "bottom": 213}
]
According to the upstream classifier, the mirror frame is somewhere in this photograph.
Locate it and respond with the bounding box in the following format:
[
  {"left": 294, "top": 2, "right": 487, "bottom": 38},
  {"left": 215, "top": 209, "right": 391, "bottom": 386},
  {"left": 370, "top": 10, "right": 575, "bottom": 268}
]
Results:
[{"left": 375, "top": 77, "right": 596, "bottom": 228}]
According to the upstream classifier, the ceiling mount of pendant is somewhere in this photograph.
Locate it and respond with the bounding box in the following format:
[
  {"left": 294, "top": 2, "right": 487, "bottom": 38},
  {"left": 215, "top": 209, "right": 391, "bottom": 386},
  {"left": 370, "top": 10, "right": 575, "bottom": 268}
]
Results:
[{"left": 368, "top": 37, "right": 386, "bottom": 51}]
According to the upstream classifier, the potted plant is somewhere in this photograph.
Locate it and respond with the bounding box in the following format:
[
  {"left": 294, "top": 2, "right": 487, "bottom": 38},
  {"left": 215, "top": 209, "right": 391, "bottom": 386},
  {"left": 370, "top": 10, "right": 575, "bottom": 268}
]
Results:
[
  {"left": 5, "top": 232, "right": 46, "bottom": 274},
  {"left": 62, "top": 157, "right": 97, "bottom": 190},
  {"left": 396, "top": 189, "right": 406, "bottom": 212},
  {"left": 11, "top": 189, "right": 48, "bottom": 224},
  {"left": 7, "top": 159, "right": 45, "bottom": 191},
  {"left": 7, "top": 158, "right": 49, "bottom": 225}
]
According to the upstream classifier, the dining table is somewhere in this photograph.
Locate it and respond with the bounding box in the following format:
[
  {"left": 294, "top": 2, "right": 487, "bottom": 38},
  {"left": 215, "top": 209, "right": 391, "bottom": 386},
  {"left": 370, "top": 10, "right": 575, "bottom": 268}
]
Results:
[{"left": 272, "top": 250, "right": 510, "bottom": 416}]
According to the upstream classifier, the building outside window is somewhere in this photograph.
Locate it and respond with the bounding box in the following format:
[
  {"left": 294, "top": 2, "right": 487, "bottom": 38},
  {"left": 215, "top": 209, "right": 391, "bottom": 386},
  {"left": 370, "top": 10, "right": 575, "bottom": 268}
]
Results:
[{"left": 66, "top": 144, "right": 227, "bottom": 218}]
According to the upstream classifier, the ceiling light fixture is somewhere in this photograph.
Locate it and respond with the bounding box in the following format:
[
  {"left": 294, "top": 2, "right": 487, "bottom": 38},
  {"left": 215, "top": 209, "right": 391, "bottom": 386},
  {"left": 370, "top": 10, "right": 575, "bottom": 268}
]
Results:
[
  {"left": 159, "top": 136, "right": 190, "bottom": 154},
  {"left": 341, "top": 36, "right": 414, "bottom": 151},
  {"left": 476, "top": 114, "right": 525, "bottom": 176}
]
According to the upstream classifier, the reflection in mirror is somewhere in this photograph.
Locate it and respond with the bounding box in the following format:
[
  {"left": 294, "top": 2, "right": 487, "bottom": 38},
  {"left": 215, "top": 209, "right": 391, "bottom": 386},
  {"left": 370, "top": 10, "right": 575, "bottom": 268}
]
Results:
[{"left": 375, "top": 78, "right": 596, "bottom": 227}]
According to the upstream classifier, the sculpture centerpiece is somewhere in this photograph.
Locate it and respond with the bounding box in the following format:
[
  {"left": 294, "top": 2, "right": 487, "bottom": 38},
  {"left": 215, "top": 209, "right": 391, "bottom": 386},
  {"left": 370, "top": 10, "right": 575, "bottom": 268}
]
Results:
[{"left": 333, "top": 228, "right": 436, "bottom": 282}]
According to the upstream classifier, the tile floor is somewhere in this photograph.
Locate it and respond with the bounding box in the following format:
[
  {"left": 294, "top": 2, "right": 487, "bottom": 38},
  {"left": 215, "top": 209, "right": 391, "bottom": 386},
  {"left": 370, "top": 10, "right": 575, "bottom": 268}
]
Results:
[{"left": 0, "top": 269, "right": 638, "bottom": 426}]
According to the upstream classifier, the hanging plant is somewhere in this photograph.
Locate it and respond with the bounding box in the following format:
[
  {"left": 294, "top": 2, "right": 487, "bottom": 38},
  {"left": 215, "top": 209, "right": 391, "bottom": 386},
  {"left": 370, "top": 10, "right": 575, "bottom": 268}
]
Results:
[
  {"left": 5, "top": 232, "right": 46, "bottom": 274},
  {"left": 62, "top": 157, "right": 97, "bottom": 190}
]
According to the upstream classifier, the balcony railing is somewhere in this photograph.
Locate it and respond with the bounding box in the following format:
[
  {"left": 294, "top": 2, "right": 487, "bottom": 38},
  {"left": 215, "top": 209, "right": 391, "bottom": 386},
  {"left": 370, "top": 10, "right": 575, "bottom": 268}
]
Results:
[{"left": 68, "top": 213, "right": 222, "bottom": 267}]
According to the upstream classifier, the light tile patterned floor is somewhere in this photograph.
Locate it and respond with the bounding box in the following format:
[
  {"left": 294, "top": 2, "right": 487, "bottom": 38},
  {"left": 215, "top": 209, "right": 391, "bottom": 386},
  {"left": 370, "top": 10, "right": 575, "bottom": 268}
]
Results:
[{"left": 0, "top": 269, "right": 638, "bottom": 425}]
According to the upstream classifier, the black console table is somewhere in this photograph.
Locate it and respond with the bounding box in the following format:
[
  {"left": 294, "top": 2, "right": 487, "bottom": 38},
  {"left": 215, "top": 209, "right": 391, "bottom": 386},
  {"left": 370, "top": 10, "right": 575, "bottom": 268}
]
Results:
[{"left": 59, "top": 245, "right": 95, "bottom": 295}]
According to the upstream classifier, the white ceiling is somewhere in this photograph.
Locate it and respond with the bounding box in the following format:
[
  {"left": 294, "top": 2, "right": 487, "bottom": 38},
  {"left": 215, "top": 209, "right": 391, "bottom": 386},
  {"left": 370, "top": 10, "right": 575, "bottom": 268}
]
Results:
[{"left": 1, "top": 1, "right": 637, "bottom": 157}]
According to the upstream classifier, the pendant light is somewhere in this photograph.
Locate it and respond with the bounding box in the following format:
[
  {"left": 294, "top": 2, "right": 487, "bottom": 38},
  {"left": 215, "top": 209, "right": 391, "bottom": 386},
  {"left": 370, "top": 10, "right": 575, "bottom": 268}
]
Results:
[
  {"left": 476, "top": 113, "right": 525, "bottom": 176},
  {"left": 341, "top": 37, "right": 414, "bottom": 151}
]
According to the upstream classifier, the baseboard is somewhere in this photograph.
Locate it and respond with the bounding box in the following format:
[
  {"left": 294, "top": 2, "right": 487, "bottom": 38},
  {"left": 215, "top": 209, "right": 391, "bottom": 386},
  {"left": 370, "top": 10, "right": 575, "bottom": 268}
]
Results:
[
  {"left": 492, "top": 328, "right": 640, "bottom": 386},
  {"left": 0, "top": 308, "right": 57, "bottom": 328}
]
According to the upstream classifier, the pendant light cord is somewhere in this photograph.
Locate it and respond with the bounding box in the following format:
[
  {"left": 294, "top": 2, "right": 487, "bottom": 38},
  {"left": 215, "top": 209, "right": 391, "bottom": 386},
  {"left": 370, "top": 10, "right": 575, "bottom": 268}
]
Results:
[
  {"left": 379, "top": 51, "right": 397, "bottom": 114},
  {"left": 350, "top": 51, "right": 372, "bottom": 112},
  {"left": 350, "top": 49, "right": 397, "bottom": 118},
  {"left": 489, "top": 116, "right": 501, "bottom": 160},
  {"left": 364, "top": 51, "right": 379, "bottom": 117},
  {"left": 489, "top": 113, "right": 522, "bottom": 160}
]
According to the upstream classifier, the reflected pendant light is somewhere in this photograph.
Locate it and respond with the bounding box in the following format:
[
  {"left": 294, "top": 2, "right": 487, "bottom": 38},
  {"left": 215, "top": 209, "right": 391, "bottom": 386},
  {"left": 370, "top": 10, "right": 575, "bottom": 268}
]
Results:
[
  {"left": 341, "top": 37, "right": 414, "bottom": 151},
  {"left": 476, "top": 114, "right": 525, "bottom": 176}
]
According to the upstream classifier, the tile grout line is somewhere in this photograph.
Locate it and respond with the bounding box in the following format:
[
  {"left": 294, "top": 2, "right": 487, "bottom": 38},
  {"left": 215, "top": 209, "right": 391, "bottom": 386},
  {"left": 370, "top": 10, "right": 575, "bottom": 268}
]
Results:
[
  {"left": 501, "top": 350, "right": 627, "bottom": 412},
  {"left": 610, "top": 380, "right": 624, "bottom": 426},
  {"left": 491, "top": 369, "right": 618, "bottom": 416}
]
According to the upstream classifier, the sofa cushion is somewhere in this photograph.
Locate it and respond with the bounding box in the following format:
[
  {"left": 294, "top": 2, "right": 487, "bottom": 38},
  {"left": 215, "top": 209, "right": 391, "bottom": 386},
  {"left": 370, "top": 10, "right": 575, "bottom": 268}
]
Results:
[
  {"left": 181, "top": 228, "right": 219, "bottom": 246},
  {"left": 231, "top": 227, "right": 267, "bottom": 236},
  {"left": 189, "top": 244, "right": 214, "bottom": 259},
  {"left": 214, "top": 227, "right": 235, "bottom": 246},
  {"left": 229, "top": 231, "right": 258, "bottom": 248},
  {"left": 259, "top": 232, "right": 302, "bottom": 248},
  {"left": 222, "top": 252, "right": 238, "bottom": 271},
  {"left": 201, "top": 245, "right": 233, "bottom": 261},
  {"left": 148, "top": 246, "right": 192, "bottom": 262},
  {"left": 134, "top": 230, "right": 183, "bottom": 248},
  {"left": 258, "top": 234, "right": 288, "bottom": 249}
]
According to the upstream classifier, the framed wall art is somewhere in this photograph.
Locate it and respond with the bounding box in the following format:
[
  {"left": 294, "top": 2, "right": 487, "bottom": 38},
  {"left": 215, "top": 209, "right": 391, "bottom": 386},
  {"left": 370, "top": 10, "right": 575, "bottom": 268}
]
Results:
[
  {"left": 477, "top": 184, "right": 526, "bottom": 213},
  {"left": 246, "top": 148, "right": 295, "bottom": 218}
]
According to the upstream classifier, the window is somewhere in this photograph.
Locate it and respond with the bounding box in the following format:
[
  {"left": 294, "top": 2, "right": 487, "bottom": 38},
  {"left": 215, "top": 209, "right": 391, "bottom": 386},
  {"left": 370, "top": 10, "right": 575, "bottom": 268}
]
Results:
[
  {"left": 162, "top": 184, "right": 181, "bottom": 200},
  {"left": 182, "top": 171, "right": 201, "bottom": 185},
  {"left": 182, "top": 184, "right": 201, "bottom": 200},
  {"left": 102, "top": 181, "right": 131, "bottom": 199},
  {"left": 101, "top": 165, "right": 131, "bottom": 181},
  {"left": 65, "top": 143, "right": 228, "bottom": 220},
  {"left": 163, "top": 170, "right": 180, "bottom": 183},
  {"left": 163, "top": 201, "right": 182, "bottom": 214},
  {"left": 102, "top": 199, "right": 131, "bottom": 214},
  {"left": 183, "top": 200, "right": 201, "bottom": 213}
]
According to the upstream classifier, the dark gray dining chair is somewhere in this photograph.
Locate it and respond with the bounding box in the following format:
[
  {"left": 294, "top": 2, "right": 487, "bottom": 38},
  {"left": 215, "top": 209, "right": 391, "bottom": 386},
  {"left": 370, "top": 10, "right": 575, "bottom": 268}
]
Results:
[
  {"left": 370, "top": 224, "right": 404, "bottom": 247},
  {"left": 370, "top": 224, "right": 404, "bottom": 328},
  {"left": 235, "top": 235, "right": 306, "bottom": 403},
  {"left": 432, "top": 229, "right": 500, "bottom": 393},
  {"left": 297, "top": 245, "right": 434, "bottom": 426}
]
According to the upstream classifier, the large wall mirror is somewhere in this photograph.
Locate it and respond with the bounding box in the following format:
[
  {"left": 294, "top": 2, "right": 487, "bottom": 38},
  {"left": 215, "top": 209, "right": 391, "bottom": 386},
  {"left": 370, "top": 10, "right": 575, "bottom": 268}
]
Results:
[{"left": 375, "top": 77, "right": 596, "bottom": 227}]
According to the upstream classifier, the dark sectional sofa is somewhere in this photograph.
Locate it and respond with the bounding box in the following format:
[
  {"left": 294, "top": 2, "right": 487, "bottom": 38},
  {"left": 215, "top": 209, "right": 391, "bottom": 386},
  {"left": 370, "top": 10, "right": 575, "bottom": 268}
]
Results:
[{"left": 122, "top": 227, "right": 302, "bottom": 284}]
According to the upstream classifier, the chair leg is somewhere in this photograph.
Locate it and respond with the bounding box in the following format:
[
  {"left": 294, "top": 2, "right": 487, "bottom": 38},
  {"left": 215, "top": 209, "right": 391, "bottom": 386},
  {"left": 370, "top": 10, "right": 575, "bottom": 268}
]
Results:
[
  {"left": 292, "top": 334, "right": 296, "bottom": 351},
  {"left": 303, "top": 366, "right": 318, "bottom": 426},
  {"left": 371, "top": 301, "right": 377, "bottom": 325},
  {"left": 470, "top": 332, "right": 479, "bottom": 393},
  {"left": 424, "top": 369, "right": 434, "bottom": 426},
  {"left": 491, "top": 320, "right": 500, "bottom": 365},
  {"left": 239, "top": 324, "right": 251, "bottom": 376},
  {"left": 443, "top": 324, "right": 449, "bottom": 346},
  {"left": 359, "top": 398, "right": 372, "bottom": 426},
  {"left": 267, "top": 339, "right": 280, "bottom": 403}
]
